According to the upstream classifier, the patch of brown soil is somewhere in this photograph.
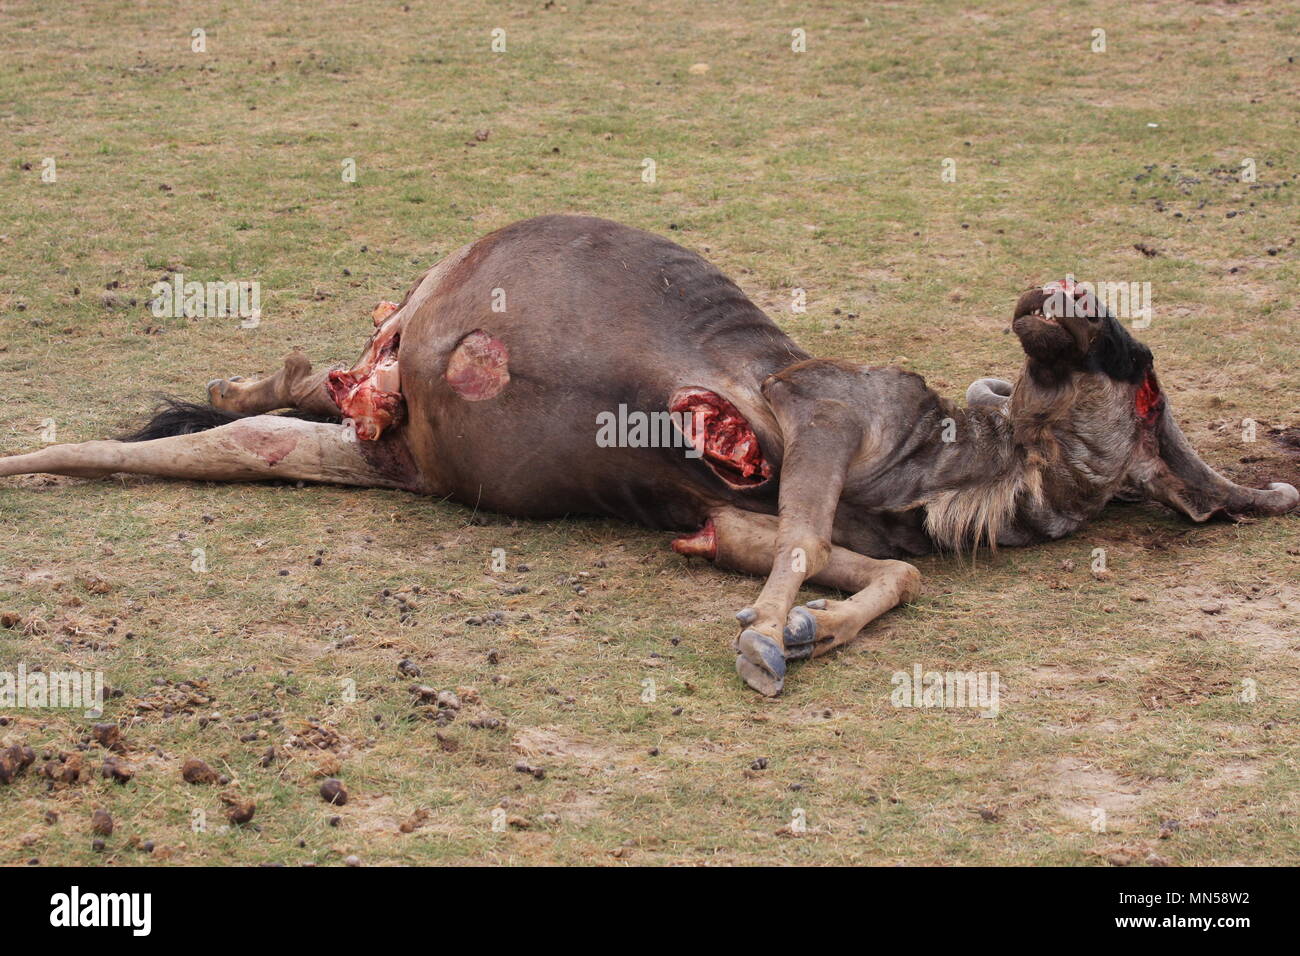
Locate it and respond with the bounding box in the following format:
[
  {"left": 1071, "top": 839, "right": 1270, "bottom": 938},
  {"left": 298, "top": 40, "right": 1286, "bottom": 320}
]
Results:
[
  {"left": 511, "top": 727, "right": 621, "bottom": 770},
  {"left": 132, "top": 679, "right": 213, "bottom": 720},
  {"left": 1053, "top": 757, "right": 1147, "bottom": 826},
  {"left": 1155, "top": 583, "right": 1299, "bottom": 655},
  {"left": 284, "top": 719, "right": 347, "bottom": 754},
  {"left": 1214, "top": 425, "right": 1300, "bottom": 489},
  {"left": 1137, "top": 666, "right": 1236, "bottom": 710},
  {"left": 1201, "top": 760, "right": 1264, "bottom": 790},
  {"left": 1086, "top": 515, "right": 1206, "bottom": 552}
]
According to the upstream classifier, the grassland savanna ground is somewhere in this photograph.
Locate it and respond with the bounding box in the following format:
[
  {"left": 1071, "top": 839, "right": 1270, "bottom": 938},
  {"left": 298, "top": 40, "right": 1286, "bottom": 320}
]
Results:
[{"left": 0, "top": 1, "right": 1297, "bottom": 865}]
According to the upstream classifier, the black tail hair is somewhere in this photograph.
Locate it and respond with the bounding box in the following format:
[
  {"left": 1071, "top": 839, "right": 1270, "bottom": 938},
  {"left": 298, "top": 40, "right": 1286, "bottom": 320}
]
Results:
[
  {"left": 119, "top": 396, "right": 342, "bottom": 442},
  {"left": 119, "top": 397, "right": 245, "bottom": 441}
]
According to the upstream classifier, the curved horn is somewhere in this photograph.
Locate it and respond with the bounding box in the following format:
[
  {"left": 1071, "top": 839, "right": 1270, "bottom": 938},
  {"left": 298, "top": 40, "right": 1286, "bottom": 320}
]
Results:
[{"left": 966, "top": 377, "right": 1014, "bottom": 409}]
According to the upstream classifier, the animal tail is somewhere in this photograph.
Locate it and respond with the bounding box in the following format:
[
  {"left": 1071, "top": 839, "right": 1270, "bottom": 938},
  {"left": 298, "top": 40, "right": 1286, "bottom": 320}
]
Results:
[{"left": 119, "top": 396, "right": 340, "bottom": 442}]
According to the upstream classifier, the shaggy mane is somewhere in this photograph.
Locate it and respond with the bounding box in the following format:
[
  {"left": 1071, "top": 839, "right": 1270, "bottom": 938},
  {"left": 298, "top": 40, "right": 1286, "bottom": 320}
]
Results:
[{"left": 924, "top": 465, "right": 1043, "bottom": 553}]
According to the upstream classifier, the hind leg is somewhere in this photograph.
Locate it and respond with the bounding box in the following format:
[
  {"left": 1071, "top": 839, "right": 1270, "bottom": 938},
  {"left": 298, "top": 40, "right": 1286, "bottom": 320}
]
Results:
[
  {"left": 208, "top": 352, "right": 341, "bottom": 416},
  {"left": 0, "top": 415, "right": 409, "bottom": 488},
  {"left": 673, "top": 508, "right": 897, "bottom": 594}
]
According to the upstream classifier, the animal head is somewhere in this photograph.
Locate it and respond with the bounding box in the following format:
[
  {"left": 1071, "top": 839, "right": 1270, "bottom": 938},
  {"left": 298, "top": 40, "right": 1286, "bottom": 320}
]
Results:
[
  {"left": 1011, "top": 278, "right": 1152, "bottom": 385},
  {"left": 1007, "top": 277, "right": 1160, "bottom": 466},
  {"left": 1006, "top": 277, "right": 1297, "bottom": 523}
]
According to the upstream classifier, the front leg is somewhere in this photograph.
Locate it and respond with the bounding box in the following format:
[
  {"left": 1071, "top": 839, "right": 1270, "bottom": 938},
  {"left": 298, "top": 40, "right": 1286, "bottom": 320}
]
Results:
[
  {"left": 782, "top": 563, "right": 920, "bottom": 661},
  {"left": 676, "top": 507, "right": 920, "bottom": 679},
  {"left": 730, "top": 376, "right": 864, "bottom": 695}
]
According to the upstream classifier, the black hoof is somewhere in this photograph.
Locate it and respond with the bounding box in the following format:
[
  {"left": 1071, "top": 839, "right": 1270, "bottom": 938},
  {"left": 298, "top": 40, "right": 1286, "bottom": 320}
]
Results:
[
  {"left": 783, "top": 606, "right": 818, "bottom": 660},
  {"left": 735, "top": 628, "right": 786, "bottom": 696}
]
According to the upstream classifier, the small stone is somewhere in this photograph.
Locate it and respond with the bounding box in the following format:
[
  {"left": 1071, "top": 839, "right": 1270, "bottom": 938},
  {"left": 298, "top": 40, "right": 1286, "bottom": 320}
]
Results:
[
  {"left": 181, "top": 758, "right": 219, "bottom": 784},
  {"left": 320, "top": 778, "right": 348, "bottom": 806},
  {"left": 91, "top": 808, "right": 114, "bottom": 836},
  {"left": 0, "top": 743, "right": 36, "bottom": 784},
  {"left": 102, "top": 757, "right": 133, "bottom": 784},
  {"left": 222, "top": 796, "right": 256, "bottom": 825}
]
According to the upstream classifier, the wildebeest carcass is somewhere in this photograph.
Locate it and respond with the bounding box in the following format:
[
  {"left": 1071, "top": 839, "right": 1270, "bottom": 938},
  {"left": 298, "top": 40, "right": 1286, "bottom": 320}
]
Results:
[{"left": 3, "top": 216, "right": 1295, "bottom": 695}]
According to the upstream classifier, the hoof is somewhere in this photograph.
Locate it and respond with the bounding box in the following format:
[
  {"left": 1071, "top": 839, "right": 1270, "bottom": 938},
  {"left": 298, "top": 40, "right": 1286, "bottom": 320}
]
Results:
[
  {"left": 736, "top": 628, "right": 786, "bottom": 696},
  {"left": 207, "top": 378, "right": 228, "bottom": 401},
  {"left": 735, "top": 654, "right": 784, "bottom": 696},
  {"left": 734, "top": 607, "right": 758, "bottom": 626},
  {"left": 783, "top": 606, "right": 818, "bottom": 661}
]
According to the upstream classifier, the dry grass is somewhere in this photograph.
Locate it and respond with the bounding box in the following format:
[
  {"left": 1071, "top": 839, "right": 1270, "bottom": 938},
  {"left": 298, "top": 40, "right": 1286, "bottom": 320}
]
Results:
[{"left": 1, "top": 0, "right": 1297, "bottom": 865}]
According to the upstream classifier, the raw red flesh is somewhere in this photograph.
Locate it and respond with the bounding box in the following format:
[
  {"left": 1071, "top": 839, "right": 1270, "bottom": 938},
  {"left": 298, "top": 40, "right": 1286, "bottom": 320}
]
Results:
[
  {"left": 1134, "top": 368, "right": 1164, "bottom": 426},
  {"left": 327, "top": 369, "right": 403, "bottom": 441},
  {"left": 445, "top": 330, "right": 510, "bottom": 401},
  {"left": 371, "top": 300, "right": 400, "bottom": 326},
  {"left": 671, "top": 519, "right": 717, "bottom": 559},
  {"left": 670, "top": 387, "right": 772, "bottom": 486},
  {"left": 1041, "top": 277, "right": 1086, "bottom": 298},
  {"left": 326, "top": 308, "right": 405, "bottom": 441}
]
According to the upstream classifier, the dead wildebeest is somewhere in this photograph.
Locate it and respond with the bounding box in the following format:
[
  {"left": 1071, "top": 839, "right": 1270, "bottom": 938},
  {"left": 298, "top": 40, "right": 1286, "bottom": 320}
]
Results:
[{"left": 3, "top": 216, "right": 1295, "bottom": 695}]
